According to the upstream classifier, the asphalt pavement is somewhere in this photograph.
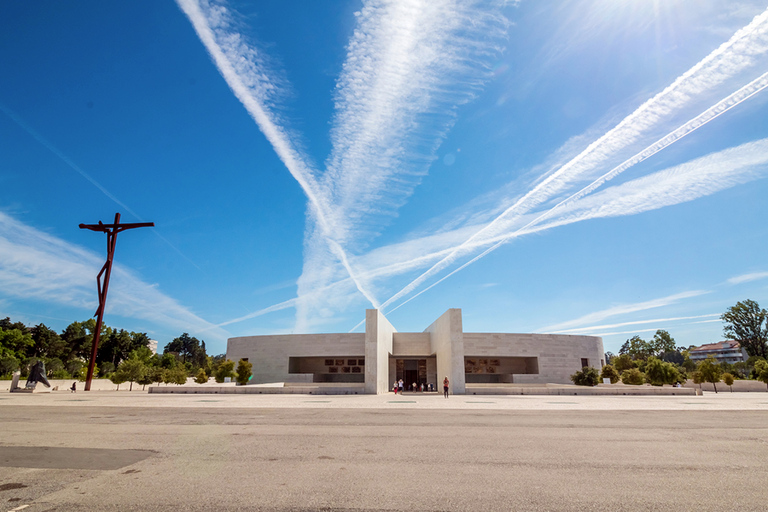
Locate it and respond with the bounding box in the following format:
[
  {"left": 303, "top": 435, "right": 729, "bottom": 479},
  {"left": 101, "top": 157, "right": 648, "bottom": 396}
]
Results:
[{"left": 1, "top": 391, "right": 767, "bottom": 511}]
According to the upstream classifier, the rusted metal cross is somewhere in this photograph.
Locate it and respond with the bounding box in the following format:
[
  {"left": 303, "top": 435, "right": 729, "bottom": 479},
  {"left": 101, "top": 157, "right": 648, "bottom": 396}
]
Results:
[{"left": 79, "top": 213, "right": 154, "bottom": 391}]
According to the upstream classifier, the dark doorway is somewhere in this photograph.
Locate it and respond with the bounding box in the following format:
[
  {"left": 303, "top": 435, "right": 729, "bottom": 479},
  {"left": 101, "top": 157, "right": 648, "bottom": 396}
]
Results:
[{"left": 396, "top": 359, "right": 427, "bottom": 391}]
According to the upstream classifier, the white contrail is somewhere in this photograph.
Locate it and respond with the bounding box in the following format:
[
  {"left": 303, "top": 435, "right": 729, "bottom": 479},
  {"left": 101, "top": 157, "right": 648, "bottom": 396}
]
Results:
[
  {"left": 176, "top": 0, "right": 379, "bottom": 308},
  {"left": 376, "top": 8, "right": 768, "bottom": 313},
  {"left": 0, "top": 211, "right": 230, "bottom": 341},
  {"left": 0, "top": 103, "right": 203, "bottom": 271},
  {"left": 726, "top": 271, "right": 768, "bottom": 284},
  {"left": 384, "top": 70, "right": 768, "bottom": 311},
  {"left": 550, "top": 314, "right": 721, "bottom": 334},
  {"left": 386, "top": 134, "right": 768, "bottom": 314},
  {"left": 294, "top": 0, "right": 506, "bottom": 329}
]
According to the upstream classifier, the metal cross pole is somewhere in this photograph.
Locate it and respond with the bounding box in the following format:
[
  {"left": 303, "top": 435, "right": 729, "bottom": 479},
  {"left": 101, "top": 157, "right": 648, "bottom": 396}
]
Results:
[{"left": 79, "top": 213, "right": 154, "bottom": 391}]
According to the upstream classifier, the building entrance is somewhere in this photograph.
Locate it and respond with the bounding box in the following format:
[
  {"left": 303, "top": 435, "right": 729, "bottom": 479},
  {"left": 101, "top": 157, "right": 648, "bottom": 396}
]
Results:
[{"left": 395, "top": 359, "right": 427, "bottom": 391}]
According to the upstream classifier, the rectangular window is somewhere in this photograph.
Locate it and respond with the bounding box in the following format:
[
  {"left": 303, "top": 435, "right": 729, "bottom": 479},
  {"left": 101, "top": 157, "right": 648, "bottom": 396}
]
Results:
[
  {"left": 348, "top": 359, "right": 357, "bottom": 366},
  {"left": 325, "top": 359, "right": 334, "bottom": 366},
  {"left": 581, "top": 358, "right": 589, "bottom": 368}
]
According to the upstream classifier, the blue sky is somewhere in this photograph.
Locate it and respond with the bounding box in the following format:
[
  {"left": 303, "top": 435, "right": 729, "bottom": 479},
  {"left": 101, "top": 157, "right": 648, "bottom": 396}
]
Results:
[{"left": 1, "top": 0, "right": 767, "bottom": 356}]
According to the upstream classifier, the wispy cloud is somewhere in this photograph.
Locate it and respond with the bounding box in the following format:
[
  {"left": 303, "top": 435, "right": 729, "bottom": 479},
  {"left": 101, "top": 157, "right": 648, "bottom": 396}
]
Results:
[
  {"left": 294, "top": 0, "right": 508, "bottom": 330},
  {"left": 0, "top": 211, "right": 229, "bottom": 341},
  {"left": 175, "top": 0, "right": 379, "bottom": 311},
  {"left": 551, "top": 314, "right": 721, "bottom": 334},
  {"left": 540, "top": 291, "right": 710, "bottom": 332},
  {"left": 727, "top": 271, "right": 768, "bottom": 284},
  {"left": 375, "top": 8, "right": 768, "bottom": 314}
]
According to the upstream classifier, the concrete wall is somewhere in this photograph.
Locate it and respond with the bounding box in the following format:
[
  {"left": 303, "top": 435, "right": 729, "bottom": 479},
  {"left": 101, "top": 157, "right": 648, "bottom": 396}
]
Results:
[
  {"left": 463, "top": 333, "right": 604, "bottom": 385},
  {"left": 365, "top": 309, "right": 396, "bottom": 394},
  {"left": 392, "top": 333, "right": 431, "bottom": 356},
  {"left": 227, "top": 333, "right": 365, "bottom": 384},
  {"left": 426, "top": 309, "right": 465, "bottom": 394}
]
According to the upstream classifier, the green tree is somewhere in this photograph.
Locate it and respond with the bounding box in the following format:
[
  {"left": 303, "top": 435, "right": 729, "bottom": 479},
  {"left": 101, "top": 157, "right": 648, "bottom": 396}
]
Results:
[
  {"left": 131, "top": 346, "right": 154, "bottom": 364},
  {"left": 0, "top": 329, "right": 34, "bottom": 360},
  {"left": 0, "top": 317, "right": 28, "bottom": 333},
  {"left": 645, "top": 357, "right": 680, "bottom": 386},
  {"left": 600, "top": 364, "right": 620, "bottom": 384},
  {"left": 109, "top": 370, "right": 127, "bottom": 390},
  {"left": 148, "top": 366, "right": 165, "bottom": 386},
  {"left": 117, "top": 356, "right": 147, "bottom": 391},
  {"left": 65, "top": 359, "right": 84, "bottom": 379},
  {"left": 754, "top": 360, "right": 768, "bottom": 391},
  {"left": 163, "top": 366, "right": 188, "bottom": 386},
  {"left": 194, "top": 368, "right": 208, "bottom": 384},
  {"left": 692, "top": 370, "right": 703, "bottom": 390},
  {"left": 235, "top": 359, "right": 253, "bottom": 386},
  {"left": 30, "top": 323, "right": 65, "bottom": 359},
  {"left": 0, "top": 355, "right": 20, "bottom": 376},
  {"left": 45, "top": 357, "right": 65, "bottom": 377},
  {"left": 721, "top": 300, "right": 767, "bottom": 358},
  {"left": 137, "top": 371, "right": 154, "bottom": 390},
  {"left": 98, "top": 361, "right": 115, "bottom": 376},
  {"left": 651, "top": 330, "right": 676, "bottom": 356},
  {"left": 164, "top": 333, "right": 207, "bottom": 367},
  {"left": 612, "top": 354, "right": 636, "bottom": 372},
  {"left": 214, "top": 359, "right": 236, "bottom": 383},
  {"left": 621, "top": 368, "right": 645, "bottom": 385},
  {"left": 698, "top": 356, "right": 723, "bottom": 393},
  {"left": 722, "top": 372, "right": 735, "bottom": 392},
  {"left": 620, "top": 335, "right": 654, "bottom": 361},
  {"left": 160, "top": 352, "right": 178, "bottom": 369}
]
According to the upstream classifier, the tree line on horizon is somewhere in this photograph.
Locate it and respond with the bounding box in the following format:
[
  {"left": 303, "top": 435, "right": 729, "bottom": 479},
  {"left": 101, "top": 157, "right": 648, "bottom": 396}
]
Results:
[
  {"left": 574, "top": 300, "right": 768, "bottom": 391},
  {"left": 0, "top": 317, "right": 245, "bottom": 390}
]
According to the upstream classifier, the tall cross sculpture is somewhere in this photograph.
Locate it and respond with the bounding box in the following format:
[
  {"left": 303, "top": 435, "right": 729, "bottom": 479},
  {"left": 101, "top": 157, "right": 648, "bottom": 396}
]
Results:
[{"left": 79, "top": 213, "right": 154, "bottom": 391}]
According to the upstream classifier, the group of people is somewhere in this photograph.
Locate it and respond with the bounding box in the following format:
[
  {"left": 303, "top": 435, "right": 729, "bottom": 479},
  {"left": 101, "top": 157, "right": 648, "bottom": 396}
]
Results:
[{"left": 392, "top": 377, "right": 451, "bottom": 398}]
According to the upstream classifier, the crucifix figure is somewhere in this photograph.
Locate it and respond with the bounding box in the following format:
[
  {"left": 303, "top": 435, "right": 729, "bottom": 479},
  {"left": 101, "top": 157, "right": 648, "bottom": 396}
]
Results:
[{"left": 80, "top": 213, "right": 154, "bottom": 391}]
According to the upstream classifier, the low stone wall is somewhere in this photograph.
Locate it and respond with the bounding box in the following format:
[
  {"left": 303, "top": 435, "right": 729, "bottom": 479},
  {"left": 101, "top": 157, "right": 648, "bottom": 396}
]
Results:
[
  {"left": 5, "top": 378, "right": 121, "bottom": 392},
  {"left": 682, "top": 379, "right": 768, "bottom": 393},
  {"left": 465, "top": 383, "right": 695, "bottom": 396},
  {"left": 149, "top": 382, "right": 366, "bottom": 395}
]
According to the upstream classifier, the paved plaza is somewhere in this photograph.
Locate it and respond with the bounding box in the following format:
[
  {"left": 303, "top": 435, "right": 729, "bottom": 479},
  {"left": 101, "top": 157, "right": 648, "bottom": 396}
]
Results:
[{"left": 1, "top": 391, "right": 767, "bottom": 511}]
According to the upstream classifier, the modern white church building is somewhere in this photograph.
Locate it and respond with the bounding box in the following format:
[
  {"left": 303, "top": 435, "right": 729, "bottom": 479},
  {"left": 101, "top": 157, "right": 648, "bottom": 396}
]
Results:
[{"left": 226, "top": 309, "right": 604, "bottom": 395}]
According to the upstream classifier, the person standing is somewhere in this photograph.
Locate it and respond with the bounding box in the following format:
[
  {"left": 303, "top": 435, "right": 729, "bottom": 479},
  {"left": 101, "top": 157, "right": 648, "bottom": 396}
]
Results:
[
  {"left": 443, "top": 376, "right": 449, "bottom": 398},
  {"left": 393, "top": 381, "right": 398, "bottom": 394},
  {"left": 398, "top": 379, "right": 404, "bottom": 394}
]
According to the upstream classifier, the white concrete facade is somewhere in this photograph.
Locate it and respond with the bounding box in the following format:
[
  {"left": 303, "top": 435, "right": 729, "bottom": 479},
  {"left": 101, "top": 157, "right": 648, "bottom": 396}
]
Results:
[{"left": 226, "top": 309, "right": 604, "bottom": 394}]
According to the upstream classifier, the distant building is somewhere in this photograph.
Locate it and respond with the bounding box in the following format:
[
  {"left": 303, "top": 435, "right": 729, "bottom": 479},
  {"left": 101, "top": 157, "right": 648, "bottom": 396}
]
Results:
[
  {"left": 689, "top": 340, "right": 747, "bottom": 365},
  {"left": 148, "top": 339, "right": 159, "bottom": 354},
  {"left": 227, "top": 308, "right": 605, "bottom": 394}
]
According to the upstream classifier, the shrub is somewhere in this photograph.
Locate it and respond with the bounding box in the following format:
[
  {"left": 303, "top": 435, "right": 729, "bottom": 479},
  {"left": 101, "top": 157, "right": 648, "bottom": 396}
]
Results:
[
  {"left": 612, "top": 354, "right": 636, "bottom": 372},
  {"left": 51, "top": 369, "right": 71, "bottom": 379},
  {"left": 194, "top": 368, "right": 208, "bottom": 384},
  {"left": 570, "top": 366, "right": 599, "bottom": 386},
  {"left": 163, "top": 367, "right": 188, "bottom": 386},
  {"left": 645, "top": 357, "right": 680, "bottom": 386},
  {"left": 214, "top": 359, "right": 236, "bottom": 383},
  {"left": 621, "top": 368, "right": 645, "bottom": 385},
  {"left": 600, "top": 364, "right": 620, "bottom": 384},
  {"left": 697, "top": 356, "right": 723, "bottom": 393},
  {"left": 235, "top": 359, "right": 253, "bottom": 386},
  {"left": 722, "top": 372, "right": 734, "bottom": 392},
  {"left": 754, "top": 360, "right": 768, "bottom": 391}
]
